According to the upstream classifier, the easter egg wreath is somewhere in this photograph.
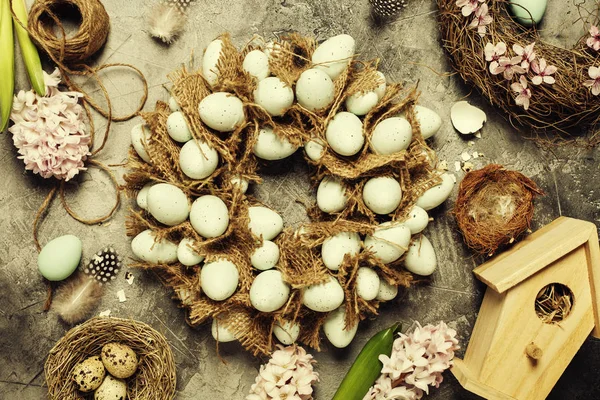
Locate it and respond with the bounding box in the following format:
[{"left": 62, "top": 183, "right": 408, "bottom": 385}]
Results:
[{"left": 124, "top": 33, "right": 453, "bottom": 356}]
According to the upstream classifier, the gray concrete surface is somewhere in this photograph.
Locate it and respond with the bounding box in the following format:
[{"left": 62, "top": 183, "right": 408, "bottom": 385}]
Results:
[{"left": 1, "top": 0, "right": 600, "bottom": 399}]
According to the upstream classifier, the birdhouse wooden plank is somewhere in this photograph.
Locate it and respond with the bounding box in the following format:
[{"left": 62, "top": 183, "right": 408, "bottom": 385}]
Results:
[{"left": 452, "top": 217, "right": 600, "bottom": 400}]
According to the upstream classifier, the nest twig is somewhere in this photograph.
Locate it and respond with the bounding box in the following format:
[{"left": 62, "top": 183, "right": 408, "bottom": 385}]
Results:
[{"left": 535, "top": 283, "right": 574, "bottom": 324}]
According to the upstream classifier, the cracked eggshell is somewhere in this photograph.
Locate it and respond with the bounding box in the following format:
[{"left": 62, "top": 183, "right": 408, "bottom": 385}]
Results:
[
  {"left": 451, "top": 101, "right": 487, "bottom": 135},
  {"left": 201, "top": 259, "right": 239, "bottom": 301},
  {"left": 325, "top": 112, "right": 364, "bottom": 156},
  {"left": 131, "top": 123, "right": 151, "bottom": 163},
  {"left": 374, "top": 71, "right": 387, "bottom": 99},
  {"left": 404, "top": 235, "right": 437, "bottom": 276},
  {"left": 190, "top": 195, "right": 229, "bottom": 238},
  {"left": 251, "top": 240, "right": 280, "bottom": 270},
  {"left": 250, "top": 270, "right": 290, "bottom": 312},
  {"left": 364, "top": 222, "right": 411, "bottom": 264},
  {"left": 198, "top": 92, "right": 245, "bottom": 132},
  {"left": 243, "top": 49, "right": 270, "bottom": 81},
  {"left": 71, "top": 356, "right": 105, "bottom": 392},
  {"left": 147, "top": 183, "right": 190, "bottom": 226},
  {"left": 305, "top": 138, "right": 326, "bottom": 161},
  {"left": 166, "top": 111, "right": 192, "bottom": 143},
  {"left": 131, "top": 229, "right": 178, "bottom": 264},
  {"left": 377, "top": 280, "right": 398, "bottom": 301},
  {"left": 403, "top": 205, "right": 429, "bottom": 234},
  {"left": 274, "top": 320, "right": 300, "bottom": 345},
  {"left": 94, "top": 375, "right": 127, "bottom": 400},
  {"left": 323, "top": 306, "right": 358, "bottom": 348},
  {"left": 302, "top": 276, "right": 344, "bottom": 312},
  {"left": 177, "top": 238, "right": 205, "bottom": 266},
  {"left": 168, "top": 96, "right": 181, "bottom": 112},
  {"left": 312, "top": 34, "right": 355, "bottom": 80},
  {"left": 253, "top": 127, "right": 298, "bottom": 160},
  {"left": 202, "top": 39, "right": 223, "bottom": 87},
  {"left": 317, "top": 176, "right": 348, "bottom": 213},
  {"left": 415, "top": 173, "right": 455, "bottom": 210},
  {"left": 296, "top": 68, "right": 335, "bottom": 111},
  {"left": 101, "top": 343, "right": 138, "bottom": 379},
  {"left": 248, "top": 206, "right": 283, "bottom": 240},
  {"left": 212, "top": 316, "right": 236, "bottom": 342},
  {"left": 321, "top": 231, "right": 361, "bottom": 271},
  {"left": 345, "top": 91, "right": 379, "bottom": 116},
  {"left": 254, "top": 76, "right": 294, "bottom": 116},
  {"left": 136, "top": 182, "right": 153, "bottom": 210},
  {"left": 179, "top": 140, "right": 219, "bottom": 180},
  {"left": 356, "top": 267, "right": 380, "bottom": 301},
  {"left": 414, "top": 105, "right": 442, "bottom": 139},
  {"left": 370, "top": 117, "right": 412, "bottom": 155},
  {"left": 363, "top": 177, "right": 402, "bottom": 215}
]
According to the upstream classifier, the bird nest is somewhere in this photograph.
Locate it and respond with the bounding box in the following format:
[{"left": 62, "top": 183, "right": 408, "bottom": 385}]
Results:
[
  {"left": 44, "top": 317, "right": 176, "bottom": 400},
  {"left": 438, "top": 0, "right": 600, "bottom": 142},
  {"left": 453, "top": 164, "right": 543, "bottom": 256}
]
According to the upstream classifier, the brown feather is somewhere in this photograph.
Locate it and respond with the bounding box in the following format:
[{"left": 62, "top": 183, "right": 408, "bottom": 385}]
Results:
[{"left": 52, "top": 273, "right": 104, "bottom": 324}]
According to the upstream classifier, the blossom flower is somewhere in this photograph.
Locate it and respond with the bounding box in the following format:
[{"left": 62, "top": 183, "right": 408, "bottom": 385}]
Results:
[
  {"left": 513, "top": 42, "right": 536, "bottom": 70},
  {"left": 484, "top": 42, "right": 507, "bottom": 73},
  {"left": 584, "top": 66, "right": 600, "bottom": 96},
  {"left": 511, "top": 76, "right": 532, "bottom": 110},
  {"left": 468, "top": 3, "right": 493, "bottom": 37},
  {"left": 492, "top": 56, "right": 527, "bottom": 80},
  {"left": 9, "top": 68, "right": 90, "bottom": 181},
  {"left": 529, "top": 58, "right": 557, "bottom": 85},
  {"left": 456, "top": 0, "right": 484, "bottom": 17},
  {"left": 587, "top": 25, "right": 600, "bottom": 51}
]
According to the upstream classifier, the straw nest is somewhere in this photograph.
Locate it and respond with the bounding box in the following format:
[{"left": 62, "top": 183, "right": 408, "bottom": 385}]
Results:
[
  {"left": 45, "top": 317, "right": 176, "bottom": 400},
  {"left": 438, "top": 0, "right": 600, "bottom": 142},
  {"left": 453, "top": 164, "right": 543, "bottom": 256}
]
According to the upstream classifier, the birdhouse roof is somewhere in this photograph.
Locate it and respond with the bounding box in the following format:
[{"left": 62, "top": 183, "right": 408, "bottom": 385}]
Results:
[{"left": 473, "top": 217, "right": 600, "bottom": 293}]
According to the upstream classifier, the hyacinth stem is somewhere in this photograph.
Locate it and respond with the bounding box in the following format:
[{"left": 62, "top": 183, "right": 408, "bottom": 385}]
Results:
[
  {"left": 12, "top": 0, "right": 46, "bottom": 96},
  {"left": 0, "top": 0, "right": 15, "bottom": 131}
]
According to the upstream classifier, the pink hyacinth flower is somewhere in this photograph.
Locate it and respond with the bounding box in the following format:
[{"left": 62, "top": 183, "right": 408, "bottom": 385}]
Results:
[
  {"left": 513, "top": 42, "right": 536, "bottom": 71},
  {"left": 468, "top": 3, "right": 493, "bottom": 37},
  {"left": 587, "top": 25, "right": 600, "bottom": 51},
  {"left": 492, "top": 56, "right": 527, "bottom": 80},
  {"left": 511, "top": 75, "right": 532, "bottom": 110},
  {"left": 531, "top": 58, "right": 557, "bottom": 85},
  {"left": 584, "top": 66, "right": 600, "bottom": 96}
]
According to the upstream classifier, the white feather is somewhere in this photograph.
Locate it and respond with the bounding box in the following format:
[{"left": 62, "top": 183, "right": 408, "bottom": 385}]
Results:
[
  {"left": 147, "top": 3, "right": 187, "bottom": 44},
  {"left": 53, "top": 274, "right": 103, "bottom": 324}
]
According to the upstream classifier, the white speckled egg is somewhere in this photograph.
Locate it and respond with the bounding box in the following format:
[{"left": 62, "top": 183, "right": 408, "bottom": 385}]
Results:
[
  {"left": 71, "top": 356, "right": 105, "bottom": 392},
  {"left": 94, "top": 375, "right": 127, "bottom": 400},
  {"left": 131, "top": 229, "right": 178, "bottom": 264},
  {"left": 363, "top": 177, "right": 402, "bottom": 215},
  {"left": 364, "top": 222, "right": 411, "bottom": 264},
  {"left": 321, "top": 232, "right": 361, "bottom": 271},
  {"left": 177, "top": 238, "right": 205, "bottom": 266},
  {"left": 405, "top": 235, "right": 437, "bottom": 276},
  {"left": 190, "top": 195, "right": 229, "bottom": 238},
  {"left": 251, "top": 240, "right": 280, "bottom": 270},
  {"left": 101, "top": 343, "right": 138, "bottom": 379},
  {"left": 198, "top": 92, "right": 245, "bottom": 132},
  {"left": 317, "top": 176, "right": 348, "bottom": 213},
  {"left": 202, "top": 39, "right": 223, "bottom": 87},
  {"left": 166, "top": 111, "right": 192, "bottom": 143},
  {"left": 201, "top": 259, "right": 239, "bottom": 301},
  {"left": 248, "top": 206, "right": 283, "bottom": 240},
  {"left": 254, "top": 76, "right": 294, "bottom": 116},
  {"left": 377, "top": 280, "right": 398, "bottom": 301},
  {"left": 374, "top": 71, "right": 387, "bottom": 100},
  {"left": 274, "top": 320, "right": 300, "bottom": 345},
  {"left": 136, "top": 182, "right": 153, "bottom": 210},
  {"left": 312, "top": 34, "right": 355, "bottom": 80},
  {"left": 147, "top": 183, "right": 190, "bottom": 226},
  {"left": 230, "top": 175, "right": 249, "bottom": 193},
  {"left": 370, "top": 117, "right": 412, "bottom": 155},
  {"left": 325, "top": 112, "right": 364, "bottom": 156},
  {"left": 168, "top": 96, "right": 181, "bottom": 112},
  {"left": 296, "top": 68, "right": 335, "bottom": 111},
  {"left": 211, "top": 315, "right": 236, "bottom": 342},
  {"left": 179, "top": 140, "right": 219, "bottom": 180},
  {"left": 253, "top": 127, "right": 298, "bottom": 160},
  {"left": 414, "top": 105, "right": 442, "bottom": 139},
  {"left": 243, "top": 50, "right": 270, "bottom": 81},
  {"left": 250, "top": 270, "right": 290, "bottom": 312},
  {"left": 302, "top": 276, "right": 344, "bottom": 312},
  {"left": 356, "top": 267, "right": 380, "bottom": 301},
  {"left": 131, "top": 124, "right": 151, "bottom": 163},
  {"left": 403, "top": 205, "right": 429, "bottom": 234},
  {"left": 415, "top": 173, "right": 454, "bottom": 211},
  {"left": 323, "top": 306, "right": 358, "bottom": 348},
  {"left": 345, "top": 91, "right": 379, "bottom": 116},
  {"left": 305, "top": 138, "right": 326, "bottom": 161}
]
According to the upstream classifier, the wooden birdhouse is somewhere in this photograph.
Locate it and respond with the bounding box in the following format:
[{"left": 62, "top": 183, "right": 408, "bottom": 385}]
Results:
[{"left": 452, "top": 217, "right": 600, "bottom": 400}]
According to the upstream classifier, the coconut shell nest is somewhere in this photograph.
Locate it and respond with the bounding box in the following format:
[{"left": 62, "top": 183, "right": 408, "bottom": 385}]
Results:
[
  {"left": 45, "top": 317, "right": 176, "bottom": 400},
  {"left": 438, "top": 0, "right": 600, "bottom": 142},
  {"left": 453, "top": 164, "right": 544, "bottom": 256}
]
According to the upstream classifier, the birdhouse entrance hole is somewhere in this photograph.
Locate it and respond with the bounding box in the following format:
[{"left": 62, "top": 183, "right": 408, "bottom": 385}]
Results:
[{"left": 535, "top": 283, "right": 574, "bottom": 324}]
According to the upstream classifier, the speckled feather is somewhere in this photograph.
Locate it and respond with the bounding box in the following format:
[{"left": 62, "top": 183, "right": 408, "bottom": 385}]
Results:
[{"left": 369, "top": 0, "right": 407, "bottom": 17}]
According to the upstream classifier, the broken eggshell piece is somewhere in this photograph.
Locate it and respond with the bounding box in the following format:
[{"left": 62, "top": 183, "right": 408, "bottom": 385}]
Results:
[{"left": 450, "top": 101, "right": 487, "bottom": 135}]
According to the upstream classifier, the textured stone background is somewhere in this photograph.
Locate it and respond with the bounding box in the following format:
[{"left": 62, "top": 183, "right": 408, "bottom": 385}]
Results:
[{"left": 1, "top": 0, "right": 600, "bottom": 398}]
